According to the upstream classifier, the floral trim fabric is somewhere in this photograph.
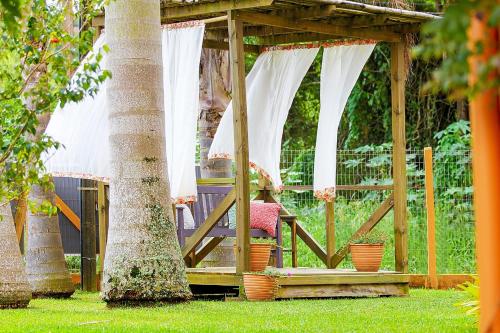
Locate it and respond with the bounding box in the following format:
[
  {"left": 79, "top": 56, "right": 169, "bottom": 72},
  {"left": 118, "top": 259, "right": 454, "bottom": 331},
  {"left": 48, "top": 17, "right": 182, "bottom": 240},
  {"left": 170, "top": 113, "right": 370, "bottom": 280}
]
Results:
[
  {"left": 314, "top": 187, "right": 336, "bottom": 202},
  {"left": 163, "top": 20, "right": 204, "bottom": 30}
]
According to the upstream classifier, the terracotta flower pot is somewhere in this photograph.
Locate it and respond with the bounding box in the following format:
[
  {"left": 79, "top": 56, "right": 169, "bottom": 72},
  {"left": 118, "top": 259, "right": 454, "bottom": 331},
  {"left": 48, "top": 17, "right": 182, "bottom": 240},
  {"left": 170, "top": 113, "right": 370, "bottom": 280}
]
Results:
[
  {"left": 234, "top": 243, "right": 272, "bottom": 272},
  {"left": 243, "top": 274, "right": 277, "bottom": 301},
  {"left": 350, "top": 243, "right": 384, "bottom": 272}
]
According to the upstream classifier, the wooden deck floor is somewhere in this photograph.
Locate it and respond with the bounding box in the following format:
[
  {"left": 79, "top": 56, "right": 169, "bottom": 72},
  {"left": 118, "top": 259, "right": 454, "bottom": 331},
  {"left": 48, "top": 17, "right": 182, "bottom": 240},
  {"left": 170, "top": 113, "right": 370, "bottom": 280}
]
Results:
[{"left": 187, "top": 267, "right": 410, "bottom": 299}]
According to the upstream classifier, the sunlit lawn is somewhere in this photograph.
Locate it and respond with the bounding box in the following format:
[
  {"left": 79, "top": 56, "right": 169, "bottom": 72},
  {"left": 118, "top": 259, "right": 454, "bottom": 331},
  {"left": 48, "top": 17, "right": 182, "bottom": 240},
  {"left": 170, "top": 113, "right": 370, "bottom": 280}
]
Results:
[{"left": 0, "top": 289, "right": 475, "bottom": 333}]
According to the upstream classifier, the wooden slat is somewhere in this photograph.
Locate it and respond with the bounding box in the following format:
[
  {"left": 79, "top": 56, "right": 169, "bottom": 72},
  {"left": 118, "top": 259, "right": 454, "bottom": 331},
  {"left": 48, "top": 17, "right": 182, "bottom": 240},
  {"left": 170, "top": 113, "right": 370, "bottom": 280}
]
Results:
[
  {"left": 235, "top": 11, "right": 402, "bottom": 42},
  {"left": 276, "top": 283, "right": 408, "bottom": 299},
  {"left": 162, "top": 0, "right": 274, "bottom": 19},
  {"left": 197, "top": 178, "right": 236, "bottom": 185},
  {"left": 424, "top": 147, "right": 438, "bottom": 289},
  {"left": 278, "top": 273, "right": 409, "bottom": 286},
  {"left": 325, "top": 200, "right": 335, "bottom": 268},
  {"left": 81, "top": 179, "right": 97, "bottom": 292},
  {"left": 331, "top": 193, "right": 394, "bottom": 268},
  {"left": 228, "top": 11, "right": 251, "bottom": 274},
  {"left": 181, "top": 188, "right": 236, "bottom": 258},
  {"left": 391, "top": 42, "right": 408, "bottom": 273},
  {"left": 55, "top": 194, "right": 81, "bottom": 231},
  {"left": 97, "top": 182, "right": 107, "bottom": 275}
]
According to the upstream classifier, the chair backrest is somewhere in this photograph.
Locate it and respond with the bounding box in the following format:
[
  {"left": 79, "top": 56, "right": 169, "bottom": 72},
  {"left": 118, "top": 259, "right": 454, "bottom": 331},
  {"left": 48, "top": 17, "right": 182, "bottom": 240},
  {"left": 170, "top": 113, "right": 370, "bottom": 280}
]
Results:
[{"left": 191, "top": 185, "right": 232, "bottom": 228}]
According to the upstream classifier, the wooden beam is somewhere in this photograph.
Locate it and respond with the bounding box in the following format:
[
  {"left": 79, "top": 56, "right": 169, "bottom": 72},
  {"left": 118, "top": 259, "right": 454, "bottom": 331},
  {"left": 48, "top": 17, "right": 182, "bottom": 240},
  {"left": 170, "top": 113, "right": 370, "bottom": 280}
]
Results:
[
  {"left": 81, "top": 179, "right": 97, "bottom": 292},
  {"left": 256, "top": 32, "right": 335, "bottom": 45},
  {"left": 424, "top": 147, "right": 438, "bottom": 289},
  {"left": 55, "top": 194, "right": 81, "bottom": 231},
  {"left": 235, "top": 11, "right": 402, "bottom": 42},
  {"left": 228, "top": 11, "right": 251, "bottom": 274},
  {"left": 268, "top": 196, "right": 327, "bottom": 265},
  {"left": 203, "top": 39, "right": 260, "bottom": 54},
  {"left": 14, "top": 191, "right": 28, "bottom": 242},
  {"left": 273, "top": 5, "right": 338, "bottom": 20},
  {"left": 97, "top": 182, "right": 107, "bottom": 275},
  {"left": 162, "top": 0, "right": 274, "bottom": 19},
  {"left": 193, "top": 237, "right": 226, "bottom": 266},
  {"left": 331, "top": 193, "right": 394, "bottom": 268},
  {"left": 391, "top": 42, "right": 408, "bottom": 273},
  {"left": 181, "top": 188, "right": 236, "bottom": 258},
  {"left": 325, "top": 200, "right": 335, "bottom": 268}
]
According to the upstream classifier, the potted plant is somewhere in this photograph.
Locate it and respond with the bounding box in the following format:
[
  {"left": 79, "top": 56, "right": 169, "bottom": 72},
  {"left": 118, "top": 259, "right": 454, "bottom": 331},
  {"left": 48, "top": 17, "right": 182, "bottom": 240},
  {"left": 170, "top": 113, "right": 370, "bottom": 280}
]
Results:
[
  {"left": 234, "top": 238, "right": 275, "bottom": 272},
  {"left": 243, "top": 268, "right": 280, "bottom": 301},
  {"left": 350, "top": 229, "right": 388, "bottom": 272}
]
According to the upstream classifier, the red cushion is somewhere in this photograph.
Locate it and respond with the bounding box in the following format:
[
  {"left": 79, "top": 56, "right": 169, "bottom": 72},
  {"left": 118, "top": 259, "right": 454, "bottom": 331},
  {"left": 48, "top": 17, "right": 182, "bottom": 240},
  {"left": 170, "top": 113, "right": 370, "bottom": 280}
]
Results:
[{"left": 250, "top": 202, "right": 281, "bottom": 237}]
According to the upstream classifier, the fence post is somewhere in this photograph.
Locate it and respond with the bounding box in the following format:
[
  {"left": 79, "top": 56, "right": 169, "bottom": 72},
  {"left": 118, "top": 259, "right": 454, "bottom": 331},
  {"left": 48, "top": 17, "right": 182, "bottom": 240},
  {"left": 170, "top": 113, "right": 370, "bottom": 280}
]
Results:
[
  {"left": 424, "top": 147, "right": 438, "bottom": 289},
  {"left": 97, "top": 182, "right": 107, "bottom": 280}
]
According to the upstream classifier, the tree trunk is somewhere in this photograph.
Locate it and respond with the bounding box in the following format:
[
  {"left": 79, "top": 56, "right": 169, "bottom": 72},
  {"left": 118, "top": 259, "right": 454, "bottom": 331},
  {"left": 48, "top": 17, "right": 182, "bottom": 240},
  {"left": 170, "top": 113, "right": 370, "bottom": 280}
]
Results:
[
  {"left": 0, "top": 202, "right": 32, "bottom": 308},
  {"left": 198, "top": 49, "right": 236, "bottom": 267},
  {"left": 25, "top": 183, "right": 75, "bottom": 298},
  {"left": 24, "top": 85, "right": 75, "bottom": 297},
  {"left": 101, "top": 0, "right": 191, "bottom": 304}
]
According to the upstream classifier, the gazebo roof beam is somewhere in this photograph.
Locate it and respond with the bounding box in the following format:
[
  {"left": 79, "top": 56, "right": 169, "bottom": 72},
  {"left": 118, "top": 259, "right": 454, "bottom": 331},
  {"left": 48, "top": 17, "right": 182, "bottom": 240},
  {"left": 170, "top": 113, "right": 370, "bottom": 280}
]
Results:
[
  {"left": 235, "top": 11, "right": 402, "bottom": 42},
  {"left": 256, "top": 32, "right": 336, "bottom": 45},
  {"left": 162, "top": 0, "right": 274, "bottom": 19},
  {"left": 305, "top": 0, "right": 440, "bottom": 21},
  {"left": 272, "top": 4, "right": 338, "bottom": 20}
]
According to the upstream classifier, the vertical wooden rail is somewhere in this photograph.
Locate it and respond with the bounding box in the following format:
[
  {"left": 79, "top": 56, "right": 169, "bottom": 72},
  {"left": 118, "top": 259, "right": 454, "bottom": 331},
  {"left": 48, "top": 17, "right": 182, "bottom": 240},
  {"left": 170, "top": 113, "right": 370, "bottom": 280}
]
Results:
[
  {"left": 424, "top": 147, "right": 438, "bottom": 289},
  {"left": 97, "top": 182, "right": 107, "bottom": 277},
  {"left": 390, "top": 42, "right": 408, "bottom": 273},
  {"left": 228, "top": 11, "right": 250, "bottom": 274},
  {"left": 325, "top": 200, "right": 335, "bottom": 268},
  {"left": 81, "top": 179, "right": 97, "bottom": 291}
]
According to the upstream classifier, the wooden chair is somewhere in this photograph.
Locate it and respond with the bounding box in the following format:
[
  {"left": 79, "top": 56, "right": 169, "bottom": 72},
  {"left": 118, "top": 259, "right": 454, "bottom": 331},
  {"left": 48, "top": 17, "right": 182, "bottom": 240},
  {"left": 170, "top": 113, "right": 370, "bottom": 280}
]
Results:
[{"left": 176, "top": 185, "right": 283, "bottom": 267}]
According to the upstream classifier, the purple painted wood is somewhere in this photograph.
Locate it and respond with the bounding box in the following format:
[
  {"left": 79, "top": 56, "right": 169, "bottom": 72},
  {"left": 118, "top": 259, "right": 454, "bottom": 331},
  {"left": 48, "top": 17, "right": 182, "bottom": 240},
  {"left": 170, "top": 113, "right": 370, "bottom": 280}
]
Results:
[{"left": 176, "top": 185, "right": 283, "bottom": 267}]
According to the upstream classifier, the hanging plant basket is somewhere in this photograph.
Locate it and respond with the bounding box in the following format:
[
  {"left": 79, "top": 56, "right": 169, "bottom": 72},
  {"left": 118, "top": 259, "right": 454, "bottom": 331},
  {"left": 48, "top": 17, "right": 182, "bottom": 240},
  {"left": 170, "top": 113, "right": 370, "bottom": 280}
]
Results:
[
  {"left": 243, "top": 273, "right": 278, "bottom": 301},
  {"left": 350, "top": 243, "right": 385, "bottom": 272}
]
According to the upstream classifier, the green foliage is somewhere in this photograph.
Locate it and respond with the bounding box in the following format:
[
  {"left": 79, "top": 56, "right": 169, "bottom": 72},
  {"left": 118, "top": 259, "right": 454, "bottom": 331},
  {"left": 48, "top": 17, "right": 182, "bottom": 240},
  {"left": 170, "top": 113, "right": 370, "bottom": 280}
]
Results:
[
  {"left": 456, "top": 277, "right": 480, "bottom": 320},
  {"left": 414, "top": 1, "right": 500, "bottom": 98},
  {"left": 0, "top": 0, "right": 108, "bottom": 205},
  {"left": 351, "top": 229, "right": 388, "bottom": 245},
  {"left": 0, "top": 0, "right": 24, "bottom": 31}
]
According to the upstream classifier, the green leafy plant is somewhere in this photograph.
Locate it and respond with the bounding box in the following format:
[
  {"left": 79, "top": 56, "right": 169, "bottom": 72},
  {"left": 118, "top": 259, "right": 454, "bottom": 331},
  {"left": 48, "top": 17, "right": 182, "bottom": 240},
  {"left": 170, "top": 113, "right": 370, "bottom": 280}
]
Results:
[
  {"left": 251, "top": 238, "right": 276, "bottom": 245},
  {"left": 352, "top": 229, "right": 388, "bottom": 245},
  {"left": 456, "top": 277, "right": 480, "bottom": 320}
]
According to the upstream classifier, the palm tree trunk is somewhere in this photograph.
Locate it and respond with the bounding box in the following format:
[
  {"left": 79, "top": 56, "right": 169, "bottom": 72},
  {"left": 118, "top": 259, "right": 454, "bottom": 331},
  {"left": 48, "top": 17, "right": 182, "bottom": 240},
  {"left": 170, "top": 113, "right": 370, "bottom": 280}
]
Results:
[
  {"left": 25, "top": 183, "right": 75, "bottom": 297},
  {"left": 0, "top": 202, "right": 32, "bottom": 308},
  {"left": 198, "top": 48, "right": 236, "bottom": 267},
  {"left": 101, "top": 0, "right": 191, "bottom": 304}
]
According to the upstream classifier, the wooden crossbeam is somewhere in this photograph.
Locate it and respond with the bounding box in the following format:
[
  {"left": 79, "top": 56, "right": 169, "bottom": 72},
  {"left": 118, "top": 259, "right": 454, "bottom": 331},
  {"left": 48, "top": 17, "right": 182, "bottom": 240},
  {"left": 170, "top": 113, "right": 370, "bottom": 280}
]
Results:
[
  {"left": 273, "top": 5, "right": 338, "bottom": 20},
  {"left": 330, "top": 193, "right": 394, "bottom": 268},
  {"left": 235, "top": 11, "right": 402, "bottom": 42},
  {"left": 181, "top": 188, "right": 236, "bottom": 258},
  {"left": 256, "top": 32, "right": 335, "bottom": 45},
  {"left": 203, "top": 39, "right": 260, "bottom": 53},
  {"left": 162, "top": 0, "right": 274, "bottom": 20},
  {"left": 267, "top": 195, "right": 327, "bottom": 265},
  {"left": 55, "top": 194, "right": 81, "bottom": 231},
  {"left": 192, "top": 237, "right": 226, "bottom": 267}
]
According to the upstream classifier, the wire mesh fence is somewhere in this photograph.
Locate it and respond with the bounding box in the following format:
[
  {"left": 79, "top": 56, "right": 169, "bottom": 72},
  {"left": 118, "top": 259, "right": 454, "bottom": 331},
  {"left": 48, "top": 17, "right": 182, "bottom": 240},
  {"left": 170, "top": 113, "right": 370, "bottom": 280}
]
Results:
[{"left": 275, "top": 147, "right": 475, "bottom": 274}]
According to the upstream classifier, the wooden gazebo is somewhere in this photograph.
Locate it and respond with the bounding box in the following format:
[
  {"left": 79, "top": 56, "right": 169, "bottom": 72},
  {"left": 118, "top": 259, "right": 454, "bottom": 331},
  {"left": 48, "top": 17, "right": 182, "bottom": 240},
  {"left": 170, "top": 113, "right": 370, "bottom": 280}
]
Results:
[{"left": 95, "top": 0, "right": 438, "bottom": 298}]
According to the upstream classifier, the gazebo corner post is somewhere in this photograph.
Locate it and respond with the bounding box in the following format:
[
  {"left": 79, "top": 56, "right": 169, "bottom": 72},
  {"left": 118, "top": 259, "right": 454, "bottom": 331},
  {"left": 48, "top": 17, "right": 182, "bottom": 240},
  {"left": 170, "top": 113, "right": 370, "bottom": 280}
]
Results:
[
  {"left": 227, "top": 10, "right": 251, "bottom": 274},
  {"left": 390, "top": 41, "right": 408, "bottom": 274},
  {"left": 325, "top": 200, "right": 335, "bottom": 268}
]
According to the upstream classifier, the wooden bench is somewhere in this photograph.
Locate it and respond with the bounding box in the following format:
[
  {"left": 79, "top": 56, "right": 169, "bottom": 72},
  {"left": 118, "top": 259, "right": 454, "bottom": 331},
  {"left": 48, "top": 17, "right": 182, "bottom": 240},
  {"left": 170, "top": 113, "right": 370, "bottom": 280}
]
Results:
[{"left": 176, "top": 185, "right": 283, "bottom": 268}]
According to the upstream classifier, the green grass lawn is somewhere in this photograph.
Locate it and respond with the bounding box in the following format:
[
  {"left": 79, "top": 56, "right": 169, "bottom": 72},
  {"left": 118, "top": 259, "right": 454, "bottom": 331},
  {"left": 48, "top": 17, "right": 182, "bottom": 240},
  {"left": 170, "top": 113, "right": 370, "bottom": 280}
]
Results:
[{"left": 0, "top": 289, "right": 475, "bottom": 333}]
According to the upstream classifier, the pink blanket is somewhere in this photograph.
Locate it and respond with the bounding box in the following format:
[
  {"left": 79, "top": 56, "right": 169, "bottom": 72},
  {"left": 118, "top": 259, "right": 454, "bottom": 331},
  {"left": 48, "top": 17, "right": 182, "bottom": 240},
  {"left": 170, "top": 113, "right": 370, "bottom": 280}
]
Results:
[{"left": 250, "top": 202, "right": 282, "bottom": 237}]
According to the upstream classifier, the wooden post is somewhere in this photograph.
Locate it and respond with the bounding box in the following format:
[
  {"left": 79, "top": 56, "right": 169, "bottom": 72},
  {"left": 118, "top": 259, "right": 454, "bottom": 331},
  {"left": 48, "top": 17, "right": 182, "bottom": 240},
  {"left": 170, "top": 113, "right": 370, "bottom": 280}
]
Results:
[
  {"left": 325, "top": 200, "right": 335, "bottom": 268},
  {"left": 390, "top": 41, "right": 408, "bottom": 273},
  {"left": 424, "top": 147, "right": 438, "bottom": 289},
  {"left": 81, "top": 179, "right": 97, "bottom": 291},
  {"left": 228, "top": 11, "right": 250, "bottom": 274},
  {"left": 468, "top": 12, "right": 500, "bottom": 333},
  {"left": 97, "top": 182, "right": 107, "bottom": 277}
]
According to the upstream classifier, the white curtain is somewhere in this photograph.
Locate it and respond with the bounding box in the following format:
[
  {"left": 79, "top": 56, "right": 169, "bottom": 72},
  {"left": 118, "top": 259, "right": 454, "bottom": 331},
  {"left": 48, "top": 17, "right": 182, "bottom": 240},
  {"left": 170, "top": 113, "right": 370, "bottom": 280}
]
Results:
[
  {"left": 44, "top": 35, "right": 111, "bottom": 181},
  {"left": 209, "top": 47, "right": 319, "bottom": 190},
  {"left": 313, "top": 43, "right": 376, "bottom": 201},
  {"left": 44, "top": 23, "right": 205, "bottom": 203},
  {"left": 162, "top": 22, "right": 205, "bottom": 203}
]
